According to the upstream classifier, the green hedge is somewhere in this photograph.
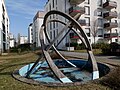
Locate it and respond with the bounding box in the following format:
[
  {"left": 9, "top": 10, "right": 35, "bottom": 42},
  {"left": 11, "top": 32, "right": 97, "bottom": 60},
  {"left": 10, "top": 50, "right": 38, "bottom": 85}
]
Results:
[{"left": 92, "top": 43, "right": 110, "bottom": 55}]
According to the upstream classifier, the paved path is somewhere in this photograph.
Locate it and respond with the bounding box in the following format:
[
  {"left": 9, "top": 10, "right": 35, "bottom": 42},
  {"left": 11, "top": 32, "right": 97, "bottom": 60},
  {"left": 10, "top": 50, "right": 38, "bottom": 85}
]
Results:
[{"left": 60, "top": 51, "right": 120, "bottom": 66}]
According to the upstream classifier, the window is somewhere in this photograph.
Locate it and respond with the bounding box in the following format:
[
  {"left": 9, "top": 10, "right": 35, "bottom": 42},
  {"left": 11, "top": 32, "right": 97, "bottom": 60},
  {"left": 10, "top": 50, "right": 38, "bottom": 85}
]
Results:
[
  {"left": 53, "top": 0, "right": 54, "bottom": 8},
  {"left": 57, "top": 29, "right": 58, "bottom": 35},
  {"left": 56, "top": 0, "right": 57, "bottom": 5},
  {"left": 53, "top": 14, "right": 54, "bottom": 18},
  {"left": 97, "top": 0, "right": 102, "bottom": 6},
  {"left": 54, "top": 30, "right": 56, "bottom": 38},
  {"left": 85, "top": 28, "right": 91, "bottom": 37},
  {"left": 50, "top": 31, "right": 52, "bottom": 39},
  {"left": 85, "top": 6, "right": 90, "bottom": 15},
  {"left": 50, "top": 22, "right": 52, "bottom": 30},
  {"left": 56, "top": 22, "right": 58, "bottom": 27},
  {"left": 53, "top": 22, "right": 55, "bottom": 28},
  {"left": 49, "top": 4, "right": 51, "bottom": 10},
  {"left": 115, "top": 20, "right": 117, "bottom": 23},
  {"left": 85, "top": 17, "right": 90, "bottom": 26},
  {"left": 70, "top": 33, "right": 74, "bottom": 38},
  {"left": 97, "top": 18, "right": 103, "bottom": 27},
  {"left": 115, "top": 39, "right": 118, "bottom": 42},
  {"left": 97, "top": 9, "right": 102, "bottom": 16},
  {"left": 98, "top": 29, "right": 103, "bottom": 37}
]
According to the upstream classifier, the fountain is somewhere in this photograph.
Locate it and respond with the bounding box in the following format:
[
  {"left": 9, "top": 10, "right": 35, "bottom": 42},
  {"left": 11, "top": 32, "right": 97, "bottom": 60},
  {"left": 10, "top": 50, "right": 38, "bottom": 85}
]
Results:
[{"left": 13, "top": 10, "right": 110, "bottom": 86}]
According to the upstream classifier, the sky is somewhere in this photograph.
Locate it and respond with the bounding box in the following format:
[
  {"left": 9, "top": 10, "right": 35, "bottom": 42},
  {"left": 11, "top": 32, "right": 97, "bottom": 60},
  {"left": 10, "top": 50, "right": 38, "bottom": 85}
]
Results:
[{"left": 5, "top": 0, "right": 47, "bottom": 38}]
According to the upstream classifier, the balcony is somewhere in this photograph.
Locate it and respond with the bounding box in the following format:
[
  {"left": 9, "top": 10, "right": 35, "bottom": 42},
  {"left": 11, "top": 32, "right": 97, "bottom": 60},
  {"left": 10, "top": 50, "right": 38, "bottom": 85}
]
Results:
[
  {"left": 69, "top": 6, "right": 85, "bottom": 17},
  {"left": 104, "top": 22, "right": 118, "bottom": 29},
  {"left": 69, "top": 0, "right": 85, "bottom": 5},
  {"left": 103, "top": 1, "right": 117, "bottom": 9},
  {"left": 104, "top": 33, "right": 118, "bottom": 39},
  {"left": 78, "top": 19, "right": 86, "bottom": 26},
  {"left": 103, "top": 11, "right": 117, "bottom": 19},
  {"left": 70, "top": 33, "right": 79, "bottom": 39}
]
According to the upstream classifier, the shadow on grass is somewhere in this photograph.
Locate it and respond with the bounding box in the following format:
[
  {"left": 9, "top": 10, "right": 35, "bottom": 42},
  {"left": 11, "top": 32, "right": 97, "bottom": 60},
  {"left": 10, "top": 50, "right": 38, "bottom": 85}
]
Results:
[{"left": 0, "top": 62, "right": 33, "bottom": 75}]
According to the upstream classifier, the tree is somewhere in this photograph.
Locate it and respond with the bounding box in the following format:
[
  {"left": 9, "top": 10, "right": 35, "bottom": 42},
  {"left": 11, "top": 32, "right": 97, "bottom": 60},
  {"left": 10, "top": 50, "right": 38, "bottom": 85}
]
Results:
[{"left": 90, "top": 17, "right": 99, "bottom": 45}]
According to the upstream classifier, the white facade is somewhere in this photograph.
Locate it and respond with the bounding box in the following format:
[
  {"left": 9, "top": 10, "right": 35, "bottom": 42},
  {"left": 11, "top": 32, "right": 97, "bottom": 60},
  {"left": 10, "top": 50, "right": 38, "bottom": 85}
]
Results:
[
  {"left": 32, "top": 11, "right": 44, "bottom": 47},
  {"left": 20, "top": 36, "right": 28, "bottom": 44},
  {"left": 45, "top": 0, "right": 120, "bottom": 49},
  {"left": 0, "top": 0, "right": 10, "bottom": 53},
  {"left": 9, "top": 33, "right": 15, "bottom": 48},
  {"left": 45, "top": 0, "right": 69, "bottom": 49},
  {"left": 28, "top": 23, "right": 33, "bottom": 44}
]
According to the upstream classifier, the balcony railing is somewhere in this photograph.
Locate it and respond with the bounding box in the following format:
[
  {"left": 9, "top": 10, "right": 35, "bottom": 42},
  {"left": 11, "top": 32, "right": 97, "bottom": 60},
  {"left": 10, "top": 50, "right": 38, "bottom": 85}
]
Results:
[
  {"left": 69, "top": 0, "right": 85, "bottom": 5},
  {"left": 104, "top": 22, "right": 118, "bottom": 29},
  {"left": 103, "top": 11, "right": 117, "bottom": 19},
  {"left": 78, "top": 19, "right": 86, "bottom": 26},
  {"left": 69, "top": 6, "right": 85, "bottom": 17},
  {"left": 104, "top": 33, "right": 118, "bottom": 38},
  {"left": 103, "top": 1, "right": 117, "bottom": 9},
  {"left": 70, "top": 33, "right": 79, "bottom": 39}
]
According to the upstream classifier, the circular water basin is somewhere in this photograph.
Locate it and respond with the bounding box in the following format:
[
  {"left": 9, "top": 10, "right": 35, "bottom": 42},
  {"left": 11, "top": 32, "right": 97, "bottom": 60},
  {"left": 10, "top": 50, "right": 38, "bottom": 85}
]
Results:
[{"left": 13, "top": 59, "right": 110, "bottom": 86}]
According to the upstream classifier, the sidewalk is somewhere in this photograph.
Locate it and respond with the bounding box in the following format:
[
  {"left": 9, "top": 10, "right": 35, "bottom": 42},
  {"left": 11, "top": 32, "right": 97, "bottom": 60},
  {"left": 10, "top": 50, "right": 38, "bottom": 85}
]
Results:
[{"left": 60, "top": 51, "right": 120, "bottom": 66}]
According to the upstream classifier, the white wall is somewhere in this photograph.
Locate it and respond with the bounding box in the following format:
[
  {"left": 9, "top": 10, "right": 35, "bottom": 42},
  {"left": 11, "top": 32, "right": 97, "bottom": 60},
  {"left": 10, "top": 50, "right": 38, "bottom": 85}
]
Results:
[
  {"left": 20, "top": 36, "right": 28, "bottom": 44},
  {"left": 0, "top": 0, "right": 10, "bottom": 53},
  {"left": 10, "top": 40, "right": 14, "bottom": 48},
  {"left": 32, "top": 11, "right": 44, "bottom": 47}
]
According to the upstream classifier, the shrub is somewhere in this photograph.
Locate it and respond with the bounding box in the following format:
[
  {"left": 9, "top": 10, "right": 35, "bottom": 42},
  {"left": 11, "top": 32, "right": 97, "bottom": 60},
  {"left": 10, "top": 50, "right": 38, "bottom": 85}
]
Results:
[
  {"left": 76, "top": 43, "right": 86, "bottom": 50},
  {"left": 101, "top": 43, "right": 111, "bottom": 55},
  {"left": 10, "top": 47, "right": 18, "bottom": 53},
  {"left": 65, "top": 43, "right": 78, "bottom": 47},
  {"left": 17, "top": 43, "right": 32, "bottom": 52},
  {"left": 92, "top": 43, "right": 107, "bottom": 49}
]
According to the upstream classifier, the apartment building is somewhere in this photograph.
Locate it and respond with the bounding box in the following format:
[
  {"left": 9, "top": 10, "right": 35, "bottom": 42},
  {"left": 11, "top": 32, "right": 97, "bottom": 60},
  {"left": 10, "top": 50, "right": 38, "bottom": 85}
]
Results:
[
  {"left": 28, "top": 23, "right": 33, "bottom": 44},
  {"left": 45, "top": 0, "right": 120, "bottom": 49},
  {"left": 32, "top": 11, "right": 44, "bottom": 47},
  {"left": 9, "top": 33, "right": 15, "bottom": 48},
  {"left": 20, "top": 36, "right": 28, "bottom": 44},
  {"left": 0, "top": 0, "right": 10, "bottom": 53}
]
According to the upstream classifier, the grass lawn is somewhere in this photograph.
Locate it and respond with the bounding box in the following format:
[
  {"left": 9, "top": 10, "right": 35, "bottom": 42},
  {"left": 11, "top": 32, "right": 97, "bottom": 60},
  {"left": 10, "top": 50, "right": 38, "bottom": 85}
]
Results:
[{"left": 0, "top": 52, "right": 112, "bottom": 90}]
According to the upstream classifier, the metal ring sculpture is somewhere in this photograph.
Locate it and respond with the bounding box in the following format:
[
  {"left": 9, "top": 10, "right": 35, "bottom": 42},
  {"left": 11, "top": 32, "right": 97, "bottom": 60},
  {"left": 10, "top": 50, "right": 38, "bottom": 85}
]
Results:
[{"left": 26, "top": 10, "right": 99, "bottom": 83}]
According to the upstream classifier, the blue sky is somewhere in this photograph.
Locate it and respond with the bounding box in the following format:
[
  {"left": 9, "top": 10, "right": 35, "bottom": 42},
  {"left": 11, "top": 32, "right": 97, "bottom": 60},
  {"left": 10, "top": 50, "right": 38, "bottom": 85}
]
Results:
[{"left": 5, "top": 0, "right": 47, "bottom": 37}]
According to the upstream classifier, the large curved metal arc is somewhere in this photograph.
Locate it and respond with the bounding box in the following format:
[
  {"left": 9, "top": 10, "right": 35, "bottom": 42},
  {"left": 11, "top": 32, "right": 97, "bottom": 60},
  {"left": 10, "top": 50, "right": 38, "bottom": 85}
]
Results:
[
  {"left": 43, "top": 10, "right": 99, "bottom": 79},
  {"left": 40, "top": 26, "right": 72, "bottom": 83},
  {"left": 43, "top": 10, "right": 92, "bottom": 50}
]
